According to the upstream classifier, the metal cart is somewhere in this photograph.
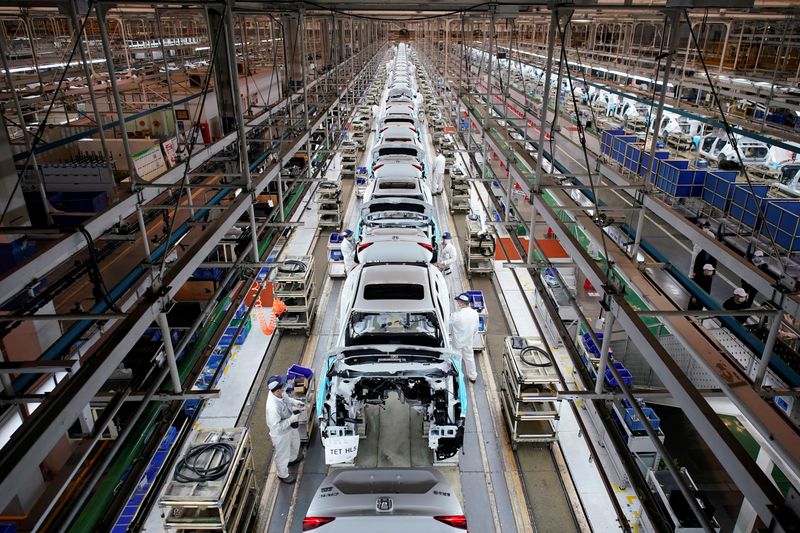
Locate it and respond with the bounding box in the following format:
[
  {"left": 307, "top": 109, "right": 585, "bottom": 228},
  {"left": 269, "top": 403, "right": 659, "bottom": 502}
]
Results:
[
  {"left": 159, "top": 428, "right": 257, "bottom": 532},
  {"left": 274, "top": 255, "right": 317, "bottom": 334},
  {"left": 500, "top": 337, "right": 561, "bottom": 448}
]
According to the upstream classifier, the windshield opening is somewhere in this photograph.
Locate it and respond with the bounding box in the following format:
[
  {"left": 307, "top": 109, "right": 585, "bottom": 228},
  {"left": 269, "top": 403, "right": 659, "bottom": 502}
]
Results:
[{"left": 346, "top": 311, "right": 443, "bottom": 347}]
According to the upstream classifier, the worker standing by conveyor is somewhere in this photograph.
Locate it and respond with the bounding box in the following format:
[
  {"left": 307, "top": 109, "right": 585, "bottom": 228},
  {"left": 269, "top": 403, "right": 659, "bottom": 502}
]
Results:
[
  {"left": 722, "top": 288, "right": 751, "bottom": 325},
  {"left": 266, "top": 375, "right": 305, "bottom": 484},
  {"left": 436, "top": 232, "right": 457, "bottom": 294},
  {"left": 688, "top": 264, "right": 715, "bottom": 311},
  {"left": 341, "top": 229, "right": 356, "bottom": 275},
  {"left": 433, "top": 153, "right": 446, "bottom": 194},
  {"left": 689, "top": 225, "right": 718, "bottom": 279},
  {"left": 451, "top": 293, "right": 480, "bottom": 383}
]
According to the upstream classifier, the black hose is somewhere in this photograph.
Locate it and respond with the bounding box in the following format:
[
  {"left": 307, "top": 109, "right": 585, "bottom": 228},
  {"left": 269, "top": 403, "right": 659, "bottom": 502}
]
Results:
[
  {"left": 173, "top": 442, "right": 235, "bottom": 483},
  {"left": 277, "top": 259, "right": 308, "bottom": 273},
  {"left": 478, "top": 232, "right": 495, "bottom": 257},
  {"left": 519, "top": 345, "right": 553, "bottom": 368}
]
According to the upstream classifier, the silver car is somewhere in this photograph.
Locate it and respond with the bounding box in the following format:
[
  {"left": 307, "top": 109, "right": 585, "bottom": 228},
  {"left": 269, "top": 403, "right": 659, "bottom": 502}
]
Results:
[{"left": 302, "top": 468, "right": 469, "bottom": 531}]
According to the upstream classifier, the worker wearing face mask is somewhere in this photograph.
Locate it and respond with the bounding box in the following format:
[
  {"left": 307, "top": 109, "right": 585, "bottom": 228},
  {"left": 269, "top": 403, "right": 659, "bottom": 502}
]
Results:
[
  {"left": 266, "top": 374, "right": 305, "bottom": 484},
  {"left": 451, "top": 293, "right": 480, "bottom": 383},
  {"left": 340, "top": 229, "right": 356, "bottom": 275}
]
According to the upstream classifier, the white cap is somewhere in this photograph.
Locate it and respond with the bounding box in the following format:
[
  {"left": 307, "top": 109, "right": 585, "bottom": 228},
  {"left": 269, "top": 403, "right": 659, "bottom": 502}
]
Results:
[
  {"left": 704, "top": 228, "right": 715, "bottom": 238},
  {"left": 702, "top": 263, "right": 715, "bottom": 271},
  {"left": 754, "top": 250, "right": 764, "bottom": 257},
  {"left": 734, "top": 287, "right": 748, "bottom": 298}
]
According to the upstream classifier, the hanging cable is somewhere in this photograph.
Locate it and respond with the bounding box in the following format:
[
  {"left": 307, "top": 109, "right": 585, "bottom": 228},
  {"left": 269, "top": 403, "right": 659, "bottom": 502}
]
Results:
[{"left": 682, "top": 8, "right": 785, "bottom": 276}]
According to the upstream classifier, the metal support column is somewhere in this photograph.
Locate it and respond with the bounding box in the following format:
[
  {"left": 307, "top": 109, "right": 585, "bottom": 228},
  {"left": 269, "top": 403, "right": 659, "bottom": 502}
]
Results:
[
  {"left": 754, "top": 312, "right": 783, "bottom": 387},
  {"left": 594, "top": 313, "right": 615, "bottom": 394},
  {"left": 69, "top": 0, "right": 114, "bottom": 197},
  {"left": 630, "top": 10, "right": 679, "bottom": 262},
  {"left": 156, "top": 312, "right": 182, "bottom": 393},
  {"left": 480, "top": 11, "right": 495, "bottom": 181},
  {"left": 301, "top": 11, "right": 312, "bottom": 182},
  {"left": 95, "top": 5, "right": 139, "bottom": 187},
  {"left": 223, "top": 3, "right": 260, "bottom": 262},
  {"left": 532, "top": 11, "right": 557, "bottom": 198}
]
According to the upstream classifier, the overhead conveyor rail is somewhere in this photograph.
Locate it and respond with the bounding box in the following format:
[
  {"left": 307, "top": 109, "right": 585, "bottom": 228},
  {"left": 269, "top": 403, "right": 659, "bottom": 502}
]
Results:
[{"left": 418, "top": 37, "right": 800, "bottom": 528}]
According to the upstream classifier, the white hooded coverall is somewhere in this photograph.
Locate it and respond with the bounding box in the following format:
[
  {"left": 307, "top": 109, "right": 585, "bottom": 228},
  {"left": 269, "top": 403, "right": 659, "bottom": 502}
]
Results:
[
  {"left": 439, "top": 240, "right": 457, "bottom": 275},
  {"left": 432, "top": 153, "right": 446, "bottom": 194},
  {"left": 451, "top": 306, "right": 480, "bottom": 381},
  {"left": 341, "top": 237, "right": 356, "bottom": 274},
  {"left": 266, "top": 390, "right": 304, "bottom": 479}
]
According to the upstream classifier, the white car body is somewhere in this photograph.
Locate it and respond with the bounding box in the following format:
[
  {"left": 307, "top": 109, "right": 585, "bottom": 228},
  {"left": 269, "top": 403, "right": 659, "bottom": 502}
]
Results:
[
  {"left": 363, "top": 175, "right": 433, "bottom": 205},
  {"left": 337, "top": 262, "right": 452, "bottom": 349}
]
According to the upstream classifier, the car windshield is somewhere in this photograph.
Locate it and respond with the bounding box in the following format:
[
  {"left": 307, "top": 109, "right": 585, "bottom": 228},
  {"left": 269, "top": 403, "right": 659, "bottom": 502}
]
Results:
[
  {"left": 347, "top": 311, "right": 442, "bottom": 347},
  {"left": 780, "top": 166, "right": 800, "bottom": 185},
  {"left": 377, "top": 147, "right": 419, "bottom": 158}
]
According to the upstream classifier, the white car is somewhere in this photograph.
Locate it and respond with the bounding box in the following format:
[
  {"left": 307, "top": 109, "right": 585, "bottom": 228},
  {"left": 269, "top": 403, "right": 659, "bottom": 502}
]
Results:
[
  {"left": 373, "top": 161, "right": 424, "bottom": 181},
  {"left": 303, "top": 468, "right": 469, "bottom": 532},
  {"left": 337, "top": 262, "right": 451, "bottom": 348},
  {"left": 356, "top": 226, "right": 436, "bottom": 264},
  {"left": 363, "top": 175, "right": 433, "bottom": 205},
  {"left": 698, "top": 134, "right": 770, "bottom": 166},
  {"left": 377, "top": 124, "right": 421, "bottom": 145},
  {"left": 355, "top": 199, "right": 440, "bottom": 250},
  {"left": 371, "top": 142, "right": 425, "bottom": 170},
  {"left": 317, "top": 345, "right": 467, "bottom": 463}
]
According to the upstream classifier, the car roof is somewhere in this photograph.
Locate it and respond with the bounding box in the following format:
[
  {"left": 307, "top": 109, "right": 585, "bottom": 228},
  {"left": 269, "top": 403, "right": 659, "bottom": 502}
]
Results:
[
  {"left": 373, "top": 162, "right": 423, "bottom": 179},
  {"left": 371, "top": 176, "right": 424, "bottom": 196},
  {"left": 353, "top": 263, "right": 433, "bottom": 312}
]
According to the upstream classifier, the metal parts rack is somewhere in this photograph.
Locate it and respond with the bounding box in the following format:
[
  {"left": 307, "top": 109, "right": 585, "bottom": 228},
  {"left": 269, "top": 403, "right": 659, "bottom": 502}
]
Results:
[
  {"left": 500, "top": 337, "right": 561, "bottom": 447},
  {"left": 317, "top": 181, "right": 342, "bottom": 228},
  {"left": 464, "top": 216, "right": 494, "bottom": 276},
  {"left": 449, "top": 166, "right": 470, "bottom": 213},
  {"left": 273, "top": 255, "right": 317, "bottom": 334},
  {"left": 159, "top": 428, "right": 257, "bottom": 532}
]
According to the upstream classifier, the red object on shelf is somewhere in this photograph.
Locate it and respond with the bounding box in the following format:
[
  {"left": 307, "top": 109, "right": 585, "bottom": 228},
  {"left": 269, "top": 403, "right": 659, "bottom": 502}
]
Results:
[{"left": 584, "top": 279, "right": 595, "bottom": 292}]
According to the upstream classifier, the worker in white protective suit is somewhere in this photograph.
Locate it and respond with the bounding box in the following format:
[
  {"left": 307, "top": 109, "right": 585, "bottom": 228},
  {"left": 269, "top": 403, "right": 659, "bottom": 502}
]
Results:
[
  {"left": 432, "top": 153, "right": 446, "bottom": 194},
  {"left": 450, "top": 293, "right": 480, "bottom": 383},
  {"left": 266, "top": 374, "right": 305, "bottom": 484},
  {"left": 340, "top": 229, "right": 356, "bottom": 275},
  {"left": 437, "top": 232, "right": 457, "bottom": 273},
  {"left": 371, "top": 104, "right": 380, "bottom": 133}
]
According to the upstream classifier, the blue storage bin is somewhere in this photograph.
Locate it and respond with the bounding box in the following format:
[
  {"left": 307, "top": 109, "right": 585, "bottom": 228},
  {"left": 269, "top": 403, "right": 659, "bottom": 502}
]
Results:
[
  {"left": 761, "top": 199, "right": 800, "bottom": 252},
  {"left": 605, "top": 366, "right": 633, "bottom": 388},
  {"left": 288, "top": 364, "right": 313, "bottom": 381},
  {"left": 465, "top": 290, "right": 485, "bottom": 311},
  {"left": 330, "top": 250, "right": 343, "bottom": 261},
  {"left": 478, "top": 315, "right": 487, "bottom": 334},
  {"left": 329, "top": 233, "right": 343, "bottom": 244},
  {"left": 624, "top": 407, "right": 660, "bottom": 431}
]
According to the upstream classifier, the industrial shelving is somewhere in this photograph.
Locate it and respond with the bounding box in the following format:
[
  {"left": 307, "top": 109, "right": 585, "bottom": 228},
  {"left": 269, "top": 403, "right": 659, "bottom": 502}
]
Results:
[
  {"left": 317, "top": 181, "right": 342, "bottom": 228},
  {"left": 500, "top": 337, "right": 560, "bottom": 448},
  {"left": 449, "top": 166, "right": 470, "bottom": 213},
  {"left": 273, "top": 255, "right": 317, "bottom": 334},
  {"left": 341, "top": 140, "right": 358, "bottom": 176},
  {"left": 159, "top": 428, "right": 257, "bottom": 532},
  {"left": 464, "top": 216, "right": 494, "bottom": 277}
]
